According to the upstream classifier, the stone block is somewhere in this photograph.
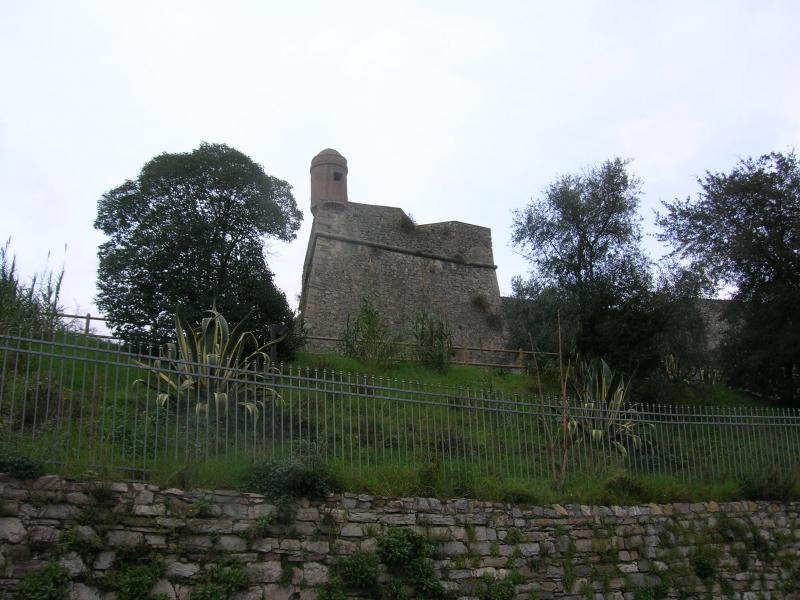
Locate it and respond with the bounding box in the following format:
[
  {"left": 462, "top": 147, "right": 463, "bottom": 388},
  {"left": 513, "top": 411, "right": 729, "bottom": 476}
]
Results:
[
  {"left": 303, "top": 562, "right": 329, "bottom": 585},
  {"left": 150, "top": 580, "right": 177, "bottom": 599},
  {"left": 165, "top": 561, "right": 200, "bottom": 579},
  {"left": 94, "top": 551, "right": 115, "bottom": 571},
  {"left": 70, "top": 583, "right": 102, "bottom": 600},
  {"left": 247, "top": 561, "right": 282, "bottom": 583},
  {"left": 59, "top": 552, "right": 87, "bottom": 577},
  {"left": 0, "top": 517, "right": 27, "bottom": 544},
  {"left": 107, "top": 530, "right": 143, "bottom": 547}
]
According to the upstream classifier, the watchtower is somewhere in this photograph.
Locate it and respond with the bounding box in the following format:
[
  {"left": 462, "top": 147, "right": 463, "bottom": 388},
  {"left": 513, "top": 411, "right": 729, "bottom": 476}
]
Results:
[{"left": 310, "top": 148, "right": 348, "bottom": 214}]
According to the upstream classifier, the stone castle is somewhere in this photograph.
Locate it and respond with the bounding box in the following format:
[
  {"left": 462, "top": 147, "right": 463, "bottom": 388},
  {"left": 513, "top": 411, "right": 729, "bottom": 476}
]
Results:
[{"left": 299, "top": 149, "right": 507, "bottom": 357}]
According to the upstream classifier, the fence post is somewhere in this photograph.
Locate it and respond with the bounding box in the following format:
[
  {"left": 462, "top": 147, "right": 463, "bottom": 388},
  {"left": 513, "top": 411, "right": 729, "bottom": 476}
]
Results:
[{"left": 84, "top": 313, "right": 91, "bottom": 335}]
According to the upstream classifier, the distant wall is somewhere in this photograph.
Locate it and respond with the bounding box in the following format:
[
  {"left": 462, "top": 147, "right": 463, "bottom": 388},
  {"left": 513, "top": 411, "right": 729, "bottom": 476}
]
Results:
[
  {"left": 2, "top": 474, "right": 799, "bottom": 599},
  {"left": 300, "top": 203, "right": 508, "bottom": 359}
]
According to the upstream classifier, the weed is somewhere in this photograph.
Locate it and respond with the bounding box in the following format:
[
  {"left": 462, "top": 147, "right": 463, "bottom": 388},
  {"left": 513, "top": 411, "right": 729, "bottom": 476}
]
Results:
[
  {"left": 0, "top": 454, "right": 44, "bottom": 480},
  {"left": 246, "top": 457, "right": 330, "bottom": 523},
  {"left": 339, "top": 551, "right": 379, "bottom": 591},
  {"left": 191, "top": 558, "right": 249, "bottom": 600},
  {"left": 15, "top": 562, "right": 69, "bottom": 600},
  {"left": 738, "top": 465, "right": 799, "bottom": 501},
  {"left": 317, "top": 576, "right": 347, "bottom": 600},
  {"left": 690, "top": 545, "right": 719, "bottom": 580},
  {"left": 340, "top": 298, "right": 398, "bottom": 367},
  {"left": 506, "top": 527, "right": 522, "bottom": 545},
  {"left": 378, "top": 528, "right": 432, "bottom": 566},
  {"left": 489, "top": 541, "right": 500, "bottom": 557},
  {"left": 484, "top": 577, "right": 515, "bottom": 600},
  {"left": 245, "top": 514, "right": 275, "bottom": 540},
  {"left": 187, "top": 496, "right": 216, "bottom": 518},
  {"left": 412, "top": 312, "right": 453, "bottom": 373},
  {"left": 465, "top": 522, "right": 477, "bottom": 542},
  {"left": 279, "top": 556, "right": 296, "bottom": 586},
  {"left": 111, "top": 546, "right": 165, "bottom": 600}
]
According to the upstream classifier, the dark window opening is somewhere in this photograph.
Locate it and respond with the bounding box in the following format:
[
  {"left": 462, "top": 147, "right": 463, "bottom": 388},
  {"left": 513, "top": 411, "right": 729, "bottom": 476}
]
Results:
[{"left": 333, "top": 172, "right": 343, "bottom": 181}]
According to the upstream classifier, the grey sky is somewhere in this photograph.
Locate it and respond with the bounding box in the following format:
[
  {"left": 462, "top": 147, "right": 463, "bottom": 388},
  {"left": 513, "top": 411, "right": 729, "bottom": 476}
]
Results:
[{"left": 2, "top": 1, "right": 798, "bottom": 334}]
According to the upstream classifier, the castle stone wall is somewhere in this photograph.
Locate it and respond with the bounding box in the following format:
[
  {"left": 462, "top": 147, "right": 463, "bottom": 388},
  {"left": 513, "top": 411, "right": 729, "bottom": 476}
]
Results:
[{"left": 300, "top": 202, "right": 508, "bottom": 357}]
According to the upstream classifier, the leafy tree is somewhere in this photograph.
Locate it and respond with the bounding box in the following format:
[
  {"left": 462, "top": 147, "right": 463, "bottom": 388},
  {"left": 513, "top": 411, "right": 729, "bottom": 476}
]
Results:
[
  {"left": 510, "top": 158, "right": 658, "bottom": 371},
  {"left": 95, "top": 142, "right": 303, "bottom": 350},
  {"left": 657, "top": 151, "right": 800, "bottom": 403}
]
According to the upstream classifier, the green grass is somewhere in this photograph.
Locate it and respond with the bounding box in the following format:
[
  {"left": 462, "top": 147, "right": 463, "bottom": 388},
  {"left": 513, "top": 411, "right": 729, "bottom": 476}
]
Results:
[
  {"left": 3, "top": 336, "right": 795, "bottom": 507},
  {"left": 288, "top": 351, "right": 551, "bottom": 396}
]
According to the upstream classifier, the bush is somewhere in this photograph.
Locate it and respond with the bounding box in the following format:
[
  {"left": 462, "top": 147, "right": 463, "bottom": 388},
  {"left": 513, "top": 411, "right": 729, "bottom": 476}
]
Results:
[
  {"left": 112, "top": 547, "right": 164, "bottom": 600},
  {"left": 378, "top": 528, "right": 431, "bottom": 566},
  {"left": 339, "top": 551, "right": 379, "bottom": 591},
  {"left": 191, "top": 558, "right": 248, "bottom": 600},
  {"left": 340, "top": 298, "right": 398, "bottom": 367},
  {"left": 412, "top": 312, "right": 453, "bottom": 372},
  {"left": 738, "top": 465, "right": 799, "bottom": 501},
  {"left": 0, "top": 239, "right": 64, "bottom": 334},
  {"left": 15, "top": 563, "right": 69, "bottom": 600},
  {"left": 485, "top": 578, "right": 515, "bottom": 600},
  {"left": 0, "top": 454, "right": 44, "bottom": 480},
  {"left": 317, "top": 577, "right": 347, "bottom": 600},
  {"left": 405, "top": 558, "right": 445, "bottom": 600},
  {"left": 246, "top": 457, "right": 330, "bottom": 523}
]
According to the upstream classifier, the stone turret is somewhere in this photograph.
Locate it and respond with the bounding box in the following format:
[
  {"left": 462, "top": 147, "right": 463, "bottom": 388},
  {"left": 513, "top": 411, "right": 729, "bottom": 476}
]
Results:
[{"left": 310, "top": 148, "right": 348, "bottom": 214}]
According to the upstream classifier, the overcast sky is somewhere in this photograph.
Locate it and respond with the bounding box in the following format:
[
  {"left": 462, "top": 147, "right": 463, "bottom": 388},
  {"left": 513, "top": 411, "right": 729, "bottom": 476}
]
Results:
[{"left": 2, "top": 1, "right": 798, "bottom": 334}]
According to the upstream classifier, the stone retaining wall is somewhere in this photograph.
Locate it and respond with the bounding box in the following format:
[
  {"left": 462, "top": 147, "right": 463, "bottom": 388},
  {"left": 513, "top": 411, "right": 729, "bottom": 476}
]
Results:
[{"left": 1, "top": 473, "right": 799, "bottom": 599}]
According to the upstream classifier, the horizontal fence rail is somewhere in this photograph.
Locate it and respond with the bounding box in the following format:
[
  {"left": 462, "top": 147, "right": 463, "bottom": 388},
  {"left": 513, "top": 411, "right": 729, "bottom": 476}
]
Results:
[{"left": 1, "top": 328, "right": 798, "bottom": 484}]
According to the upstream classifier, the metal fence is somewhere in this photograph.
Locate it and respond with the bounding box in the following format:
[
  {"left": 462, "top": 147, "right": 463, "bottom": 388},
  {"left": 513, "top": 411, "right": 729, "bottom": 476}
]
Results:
[{"left": 1, "top": 328, "right": 798, "bottom": 483}]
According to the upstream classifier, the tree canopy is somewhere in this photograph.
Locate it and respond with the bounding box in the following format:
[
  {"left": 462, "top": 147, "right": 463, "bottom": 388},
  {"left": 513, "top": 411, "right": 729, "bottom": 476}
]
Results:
[
  {"left": 510, "top": 159, "right": 661, "bottom": 368},
  {"left": 657, "top": 151, "right": 799, "bottom": 403},
  {"left": 95, "top": 142, "right": 303, "bottom": 347}
]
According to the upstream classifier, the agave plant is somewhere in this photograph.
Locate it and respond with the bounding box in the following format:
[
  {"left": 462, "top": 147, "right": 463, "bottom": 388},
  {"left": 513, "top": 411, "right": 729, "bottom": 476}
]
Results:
[
  {"left": 568, "top": 357, "right": 652, "bottom": 456},
  {"left": 134, "top": 307, "right": 286, "bottom": 421}
]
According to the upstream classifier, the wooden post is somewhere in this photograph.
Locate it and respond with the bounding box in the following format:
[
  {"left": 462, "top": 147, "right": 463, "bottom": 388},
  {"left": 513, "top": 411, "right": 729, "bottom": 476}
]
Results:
[{"left": 84, "top": 313, "right": 91, "bottom": 335}]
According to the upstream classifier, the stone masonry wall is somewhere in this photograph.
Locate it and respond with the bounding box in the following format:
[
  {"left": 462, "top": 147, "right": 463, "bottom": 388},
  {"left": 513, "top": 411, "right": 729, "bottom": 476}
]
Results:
[
  {"left": 1, "top": 473, "right": 799, "bottom": 599},
  {"left": 300, "top": 202, "right": 509, "bottom": 360}
]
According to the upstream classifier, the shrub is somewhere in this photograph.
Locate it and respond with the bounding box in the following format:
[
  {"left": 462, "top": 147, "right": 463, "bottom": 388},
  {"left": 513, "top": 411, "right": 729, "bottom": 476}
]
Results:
[
  {"left": 412, "top": 312, "right": 453, "bottom": 372},
  {"left": 378, "top": 528, "right": 432, "bottom": 566},
  {"left": 691, "top": 546, "right": 719, "bottom": 580},
  {"left": 340, "top": 298, "right": 398, "bottom": 367},
  {"left": 0, "top": 239, "right": 64, "bottom": 334},
  {"left": 112, "top": 547, "right": 164, "bottom": 600},
  {"left": 485, "top": 578, "right": 515, "bottom": 600},
  {"left": 246, "top": 457, "right": 330, "bottom": 523},
  {"left": 738, "top": 465, "right": 799, "bottom": 501},
  {"left": 15, "top": 563, "right": 69, "bottom": 600},
  {"left": 0, "top": 453, "right": 44, "bottom": 480},
  {"left": 191, "top": 558, "right": 248, "bottom": 600},
  {"left": 339, "top": 551, "right": 379, "bottom": 591},
  {"left": 317, "top": 577, "right": 347, "bottom": 600},
  {"left": 133, "top": 306, "right": 285, "bottom": 420},
  {"left": 405, "top": 558, "right": 445, "bottom": 600}
]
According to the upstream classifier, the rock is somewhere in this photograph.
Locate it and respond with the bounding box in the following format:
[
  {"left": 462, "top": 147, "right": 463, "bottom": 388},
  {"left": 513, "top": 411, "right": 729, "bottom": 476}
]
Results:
[
  {"left": 150, "top": 580, "right": 177, "bottom": 599},
  {"left": 70, "top": 583, "right": 102, "bottom": 600},
  {"left": 0, "top": 518, "right": 26, "bottom": 543},
  {"left": 44, "top": 504, "right": 82, "bottom": 519},
  {"left": 302, "top": 562, "right": 329, "bottom": 585},
  {"left": 107, "top": 530, "right": 143, "bottom": 547},
  {"left": 217, "top": 535, "right": 247, "bottom": 552},
  {"left": 247, "top": 561, "right": 282, "bottom": 583},
  {"left": 262, "top": 584, "right": 295, "bottom": 600},
  {"left": 59, "top": 552, "right": 87, "bottom": 577},
  {"left": 165, "top": 561, "right": 200, "bottom": 579},
  {"left": 32, "top": 475, "right": 64, "bottom": 490},
  {"left": 230, "top": 588, "right": 263, "bottom": 600},
  {"left": 94, "top": 551, "right": 115, "bottom": 571}
]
